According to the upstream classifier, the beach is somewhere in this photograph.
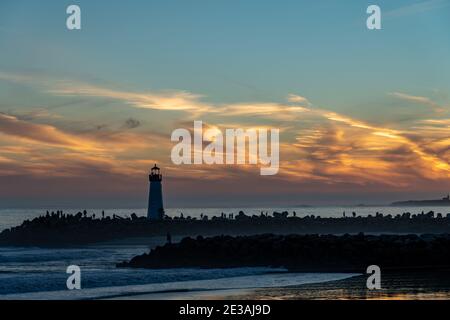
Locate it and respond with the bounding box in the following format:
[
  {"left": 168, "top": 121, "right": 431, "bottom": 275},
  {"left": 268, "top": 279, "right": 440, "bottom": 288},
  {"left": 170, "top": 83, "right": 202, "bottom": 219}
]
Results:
[
  {"left": 103, "top": 271, "right": 450, "bottom": 300},
  {"left": 229, "top": 271, "right": 450, "bottom": 300}
]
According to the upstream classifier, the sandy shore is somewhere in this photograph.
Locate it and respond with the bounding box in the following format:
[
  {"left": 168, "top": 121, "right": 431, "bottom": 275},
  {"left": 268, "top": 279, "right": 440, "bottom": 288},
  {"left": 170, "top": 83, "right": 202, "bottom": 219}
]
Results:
[
  {"left": 110, "top": 271, "right": 450, "bottom": 300},
  {"left": 225, "top": 271, "right": 450, "bottom": 300},
  {"left": 108, "top": 288, "right": 256, "bottom": 300}
]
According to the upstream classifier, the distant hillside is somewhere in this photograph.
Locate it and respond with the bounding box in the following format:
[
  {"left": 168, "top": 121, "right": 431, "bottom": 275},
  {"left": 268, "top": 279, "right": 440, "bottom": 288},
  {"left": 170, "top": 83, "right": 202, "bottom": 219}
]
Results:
[{"left": 392, "top": 195, "right": 450, "bottom": 207}]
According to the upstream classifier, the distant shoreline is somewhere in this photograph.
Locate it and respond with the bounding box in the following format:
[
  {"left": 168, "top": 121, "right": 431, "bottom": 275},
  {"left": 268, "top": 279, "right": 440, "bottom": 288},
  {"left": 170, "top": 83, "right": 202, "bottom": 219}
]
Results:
[{"left": 391, "top": 195, "right": 450, "bottom": 207}]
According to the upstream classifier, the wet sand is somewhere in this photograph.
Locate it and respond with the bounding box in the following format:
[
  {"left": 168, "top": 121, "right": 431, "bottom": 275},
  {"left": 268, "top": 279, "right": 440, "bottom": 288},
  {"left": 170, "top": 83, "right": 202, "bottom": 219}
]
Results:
[
  {"left": 108, "top": 271, "right": 450, "bottom": 300},
  {"left": 225, "top": 271, "right": 450, "bottom": 300}
]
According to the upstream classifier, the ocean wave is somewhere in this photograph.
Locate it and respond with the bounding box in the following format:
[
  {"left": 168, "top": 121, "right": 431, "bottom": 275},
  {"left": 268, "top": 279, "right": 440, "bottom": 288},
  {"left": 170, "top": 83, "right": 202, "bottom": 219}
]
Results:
[
  {"left": 0, "top": 272, "right": 359, "bottom": 300},
  {"left": 0, "top": 248, "right": 116, "bottom": 263}
]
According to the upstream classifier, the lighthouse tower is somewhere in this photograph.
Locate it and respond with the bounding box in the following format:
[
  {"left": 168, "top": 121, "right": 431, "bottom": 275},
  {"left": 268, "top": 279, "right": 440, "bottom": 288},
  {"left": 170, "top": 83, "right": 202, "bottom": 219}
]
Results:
[{"left": 147, "top": 164, "right": 164, "bottom": 220}]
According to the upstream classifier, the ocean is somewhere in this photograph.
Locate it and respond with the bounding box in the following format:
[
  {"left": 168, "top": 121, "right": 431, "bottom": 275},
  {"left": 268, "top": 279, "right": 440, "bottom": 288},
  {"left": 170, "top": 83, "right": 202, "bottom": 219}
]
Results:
[
  {"left": 0, "top": 237, "right": 357, "bottom": 299},
  {"left": 0, "top": 206, "right": 448, "bottom": 299}
]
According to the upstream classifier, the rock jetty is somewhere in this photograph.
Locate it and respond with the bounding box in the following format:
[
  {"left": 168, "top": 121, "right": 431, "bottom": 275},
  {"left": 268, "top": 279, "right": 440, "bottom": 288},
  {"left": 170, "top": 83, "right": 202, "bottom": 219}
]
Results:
[
  {"left": 117, "top": 233, "right": 450, "bottom": 272},
  {"left": 1, "top": 210, "right": 450, "bottom": 246}
]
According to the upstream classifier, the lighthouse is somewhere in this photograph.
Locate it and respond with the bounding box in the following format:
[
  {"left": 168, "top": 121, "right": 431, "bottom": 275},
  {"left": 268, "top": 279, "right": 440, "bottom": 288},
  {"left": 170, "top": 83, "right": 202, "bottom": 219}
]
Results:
[{"left": 147, "top": 164, "right": 164, "bottom": 220}]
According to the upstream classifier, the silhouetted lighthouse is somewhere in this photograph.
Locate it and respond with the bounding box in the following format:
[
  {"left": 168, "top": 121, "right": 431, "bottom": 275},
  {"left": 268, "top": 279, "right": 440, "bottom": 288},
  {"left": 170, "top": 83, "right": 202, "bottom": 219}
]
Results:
[{"left": 147, "top": 164, "right": 164, "bottom": 220}]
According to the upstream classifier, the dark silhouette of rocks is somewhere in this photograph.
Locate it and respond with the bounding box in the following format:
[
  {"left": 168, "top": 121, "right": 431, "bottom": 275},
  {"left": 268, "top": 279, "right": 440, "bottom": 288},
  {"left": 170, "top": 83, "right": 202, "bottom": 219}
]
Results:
[
  {"left": 117, "top": 233, "right": 450, "bottom": 272},
  {"left": 1, "top": 209, "right": 450, "bottom": 246}
]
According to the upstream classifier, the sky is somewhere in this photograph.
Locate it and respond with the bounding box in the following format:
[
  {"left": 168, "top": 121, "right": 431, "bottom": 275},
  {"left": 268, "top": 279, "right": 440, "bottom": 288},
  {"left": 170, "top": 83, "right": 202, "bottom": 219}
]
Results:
[{"left": 0, "top": 0, "right": 450, "bottom": 208}]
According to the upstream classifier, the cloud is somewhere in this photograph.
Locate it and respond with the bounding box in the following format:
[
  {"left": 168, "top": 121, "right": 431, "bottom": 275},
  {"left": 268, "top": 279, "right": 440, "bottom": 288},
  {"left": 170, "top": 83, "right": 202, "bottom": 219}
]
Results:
[
  {"left": 2, "top": 71, "right": 450, "bottom": 197},
  {"left": 0, "top": 111, "right": 176, "bottom": 180},
  {"left": 390, "top": 92, "right": 445, "bottom": 113},
  {"left": 49, "top": 83, "right": 213, "bottom": 114},
  {"left": 0, "top": 72, "right": 37, "bottom": 84},
  {"left": 0, "top": 113, "right": 100, "bottom": 152},
  {"left": 222, "top": 103, "right": 309, "bottom": 121},
  {"left": 286, "top": 102, "right": 450, "bottom": 187},
  {"left": 287, "top": 94, "right": 311, "bottom": 106},
  {"left": 1, "top": 72, "right": 314, "bottom": 120},
  {"left": 0, "top": 72, "right": 213, "bottom": 115},
  {"left": 123, "top": 118, "right": 141, "bottom": 129},
  {"left": 50, "top": 82, "right": 312, "bottom": 121}
]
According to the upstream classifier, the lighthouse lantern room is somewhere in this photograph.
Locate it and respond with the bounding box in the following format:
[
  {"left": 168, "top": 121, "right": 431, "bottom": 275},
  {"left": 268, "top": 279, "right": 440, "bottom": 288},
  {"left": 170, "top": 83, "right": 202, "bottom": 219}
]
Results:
[{"left": 147, "top": 164, "right": 164, "bottom": 220}]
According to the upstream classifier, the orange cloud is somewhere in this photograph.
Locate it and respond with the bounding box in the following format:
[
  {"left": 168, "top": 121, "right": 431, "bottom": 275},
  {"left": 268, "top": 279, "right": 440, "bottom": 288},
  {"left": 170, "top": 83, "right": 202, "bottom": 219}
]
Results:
[
  {"left": 2, "top": 72, "right": 450, "bottom": 195},
  {"left": 0, "top": 113, "right": 101, "bottom": 152}
]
